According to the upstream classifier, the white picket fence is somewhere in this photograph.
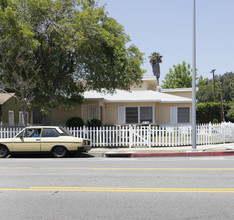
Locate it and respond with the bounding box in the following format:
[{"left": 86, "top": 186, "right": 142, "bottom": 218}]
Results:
[{"left": 0, "top": 122, "right": 233, "bottom": 148}]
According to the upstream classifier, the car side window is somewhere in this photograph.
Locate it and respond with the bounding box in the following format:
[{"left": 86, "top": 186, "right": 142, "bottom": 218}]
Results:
[
  {"left": 16, "top": 129, "right": 41, "bottom": 138},
  {"left": 41, "top": 128, "right": 60, "bottom": 137}
]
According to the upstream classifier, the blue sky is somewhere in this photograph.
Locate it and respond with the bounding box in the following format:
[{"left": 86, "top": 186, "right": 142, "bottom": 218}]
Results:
[{"left": 98, "top": 0, "right": 234, "bottom": 82}]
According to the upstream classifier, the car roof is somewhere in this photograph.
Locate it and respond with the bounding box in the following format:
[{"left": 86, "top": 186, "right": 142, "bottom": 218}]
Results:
[{"left": 24, "top": 126, "right": 61, "bottom": 129}]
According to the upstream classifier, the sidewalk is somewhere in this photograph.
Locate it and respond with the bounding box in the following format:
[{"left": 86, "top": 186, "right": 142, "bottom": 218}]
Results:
[{"left": 89, "top": 143, "right": 234, "bottom": 157}]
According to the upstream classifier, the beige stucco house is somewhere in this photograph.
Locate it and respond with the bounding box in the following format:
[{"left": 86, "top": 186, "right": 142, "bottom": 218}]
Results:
[{"left": 48, "top": 76, "right": 193, "bottom": 126}]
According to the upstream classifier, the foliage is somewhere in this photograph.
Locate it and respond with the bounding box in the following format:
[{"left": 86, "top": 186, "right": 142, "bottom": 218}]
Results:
[
  {"left": 196, "top": 76, "right": 221, "bottom": 103},
  {"left": 87, "top": 118, "right": 102, "bottom": 127},
  {"left": 149, "top": 52, "right": 162, "bottom": 83},
  {"left": 161, "top": 61, "right": 192, "bottom": 89},
  {"left": 219, "top": 72, "right": 234, "bottom": 102},
  {"left": 0, "top": 0, "right": 144, "bottom": 119},
  {"left": 226, "top": 100, "right": 234, "bottom": 122},
  {"left": 197, "top": 72, "right": 234, "bottom": 103},
  {"left": 196, "top": 102, "right": 221, "bottom": 123},
  {"left": 66, "top": 117, "right": 84, "bottom": 127}
]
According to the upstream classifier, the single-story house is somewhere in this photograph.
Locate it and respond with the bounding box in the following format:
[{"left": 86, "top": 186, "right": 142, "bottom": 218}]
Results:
[
  {"left": 47, "top": 76, "right": 193, "bottom": 126},
  {"left": 0, "top": 93, "right": 30, "bottom": 126}
]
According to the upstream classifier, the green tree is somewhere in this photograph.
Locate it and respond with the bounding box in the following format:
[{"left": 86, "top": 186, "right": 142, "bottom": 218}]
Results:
[
  {"left": 226, "top": 100, "right": 234, "bottom": 121},
  {"left": 161, "top": 61, "right": 192, "bottom": 89},
  {"left": 196, "top": 76, "right": 221, "bottom": 103},
  {"left": 196, "top": 72, "right": 234, "bottom": 104},
  {"left": 219, "top": 72, "right": 234, "bottom": 102},
  {"left": 0, "top": 0, "right": 144, "bottom": 123},
  {"left": 149, "top": 52, "right": 162, "bottom": 84}
]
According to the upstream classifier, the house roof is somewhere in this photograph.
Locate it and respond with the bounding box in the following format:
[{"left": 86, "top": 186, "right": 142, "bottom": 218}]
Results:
[
  {"left": 0, "top": 93, "right": 15, "bottom": 105},
  {"left": 83, "top": 90, "right": 192, "bottom": 103}
]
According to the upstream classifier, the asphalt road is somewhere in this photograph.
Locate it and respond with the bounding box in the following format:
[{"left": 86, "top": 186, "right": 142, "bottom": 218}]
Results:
[{"left": 1, "top": 155, "right": 234, "bottom": 220}]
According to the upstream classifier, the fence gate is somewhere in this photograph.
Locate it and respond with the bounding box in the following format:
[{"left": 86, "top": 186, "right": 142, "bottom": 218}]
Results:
[{"left": 129, "top": 126, "right": 151, "bottom": 148}]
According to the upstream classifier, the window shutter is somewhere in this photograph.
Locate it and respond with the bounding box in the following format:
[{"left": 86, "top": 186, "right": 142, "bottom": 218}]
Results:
[
  {"left": 118, "top": 106, "right": 125, "bottom": 124},
  {"left": 170, "top": 107, "right": 177, "bottom": 124},
  {"left": 8, "top": 111, "right": 14, "bottom": 126}
]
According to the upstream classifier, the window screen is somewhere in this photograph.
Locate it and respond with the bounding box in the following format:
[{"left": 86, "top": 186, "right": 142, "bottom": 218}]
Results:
[
  {"left": 140, "top": 107, "right": 153, "bottom": 123},
  {"left": 178, "top": 107, "right": 190, "bottom": 123},
  {"left": 126, "top": 107, "right": 138, "bottom": 124}
]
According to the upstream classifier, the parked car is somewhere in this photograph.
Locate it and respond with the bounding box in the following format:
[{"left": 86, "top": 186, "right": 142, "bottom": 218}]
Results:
[{"left": 0, "top": 126, "right": 91, "bottom": 158}]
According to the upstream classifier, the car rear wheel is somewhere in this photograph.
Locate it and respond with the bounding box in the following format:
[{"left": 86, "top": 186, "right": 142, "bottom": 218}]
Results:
[
  {"left": 0, "top": 145, "right": 9, "bottom": 158},
  {"left": 52, "top": 146, "right": 67, "bottom": 158}
]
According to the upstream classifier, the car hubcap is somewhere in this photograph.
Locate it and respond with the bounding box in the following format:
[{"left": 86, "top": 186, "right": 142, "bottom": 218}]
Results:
[
  {"left": 56, "top": 147, "right": 64, "bottom": 155},
  {"left": 0, "top": 147, "right": 6, "bottom": 156}
]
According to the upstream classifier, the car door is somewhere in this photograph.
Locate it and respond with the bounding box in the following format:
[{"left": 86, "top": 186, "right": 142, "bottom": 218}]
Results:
[
  {"left": 12, "top": 128, "right": 41, "bottom": 152},
  {"left": 40, "top": 128, "right": 61, "bottom": 152}
]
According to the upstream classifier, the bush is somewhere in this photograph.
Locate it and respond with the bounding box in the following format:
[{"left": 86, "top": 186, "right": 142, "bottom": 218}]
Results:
[
  {"left": 87, "top": 118, "right": 102, "bottom": 127},
  {"left": 196, "top": 102, "right": 221, "bottom": 123},
  {"left": 66, "top": 117, "right": 84, "bottom": 127}
]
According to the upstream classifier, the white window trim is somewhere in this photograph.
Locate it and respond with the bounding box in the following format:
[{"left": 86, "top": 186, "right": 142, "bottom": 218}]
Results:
[{"left": 118, "top": 106, "right": 155, "bottom": 125}]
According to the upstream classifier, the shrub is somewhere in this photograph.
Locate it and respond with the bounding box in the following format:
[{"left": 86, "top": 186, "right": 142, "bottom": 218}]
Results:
[
  {"left": 66, "top": 117, "right": 84, "bottom": 127},
  {"left": 196, "top": 102, "right": 221, "bottom": 123},
  {"left": 87, "top": 118, "right": 102, "bottom": 127}
]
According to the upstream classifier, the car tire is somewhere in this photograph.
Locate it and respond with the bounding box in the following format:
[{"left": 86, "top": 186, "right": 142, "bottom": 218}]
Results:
[
  {"left": 0, "top": 145, "right": 9, "bottom": 158},
  {"left": 52, "top": 146, "right": 67, "bottom": 158}
]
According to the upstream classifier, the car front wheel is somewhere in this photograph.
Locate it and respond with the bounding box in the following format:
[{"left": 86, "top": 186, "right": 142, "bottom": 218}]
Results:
[
  {"left": 52, "top": 146, "right": 67, "bottom": 158},
  {"left": 0, "top": 145, "right": 9, "bottom": 158}
]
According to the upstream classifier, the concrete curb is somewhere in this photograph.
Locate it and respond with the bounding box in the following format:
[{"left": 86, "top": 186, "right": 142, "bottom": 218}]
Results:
[{"left": 105, "top": 151, "right": 234, "bottom": 158}]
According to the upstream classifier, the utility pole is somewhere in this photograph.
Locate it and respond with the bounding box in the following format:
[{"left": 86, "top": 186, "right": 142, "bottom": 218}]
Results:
[
  {"left": 210, "top": 69, "right": 216, "bottom": 102},
  {"left": 192, "top": 0, "right": 197, "bottom": 151}
]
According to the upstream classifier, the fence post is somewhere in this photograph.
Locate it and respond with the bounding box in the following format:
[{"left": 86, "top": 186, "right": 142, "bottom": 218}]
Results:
[
  {"left": 221, "top": 122, "right": 225, "bottom": 144},
  {"left": 129, "top": 125, "right": 133, "bottom": 148},
  {"left": 148, "top": 125, "right": 151, "bottom": 148}
]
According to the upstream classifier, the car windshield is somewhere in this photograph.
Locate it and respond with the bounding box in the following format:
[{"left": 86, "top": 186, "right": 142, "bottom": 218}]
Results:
[{"left": 57, "top": 127, "right": 73, "bottom": 136}]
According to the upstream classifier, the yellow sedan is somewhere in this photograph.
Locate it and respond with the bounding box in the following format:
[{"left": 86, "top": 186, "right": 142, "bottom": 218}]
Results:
[{"left": 0, "top": 126, "right": 91, "bottom": 158}]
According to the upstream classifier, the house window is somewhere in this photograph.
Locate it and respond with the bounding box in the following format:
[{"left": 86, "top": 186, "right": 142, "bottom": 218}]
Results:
[
  {"left": 178, "top": 107, "right": 190, "bottom": 123},
  {"left": 170, "top": 107, "right": 190, "bottom": 124},
  {"left": 19, "top": 111, "right": 29, "bottom": 126},
  {"left": 126, "top": 107, "right": 138, "bottom": 123},
  {"left": 140, "top": 107, "right": 153, "bottom": 123},
  {"left": 88, "top": 105, "right": 97, "bottom": 119},
  {"left": 119, "top": 106, "right": 154, "bottom": 124},
  {"left": 8, "top": 111, "right": 14, "bottom": 126}
]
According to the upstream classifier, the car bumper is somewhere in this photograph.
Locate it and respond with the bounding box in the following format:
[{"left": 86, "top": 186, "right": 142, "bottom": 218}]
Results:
[{"left": 77, "top": 145, "right": 91, "bottom": 152}]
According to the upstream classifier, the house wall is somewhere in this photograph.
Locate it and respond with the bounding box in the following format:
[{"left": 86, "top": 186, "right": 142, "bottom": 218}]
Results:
[
  {"left": 102, "top": 102, "right": 192, "bottom": 126},
  {"left": 156, "top": 103, "right": 192, "bottom": 124},
  {"left": 162, "top": 91, "right": 192, "bottom": 99},
  {"left": 50, "top": 100, "right": 101, "bottom": 125},
  {"left": 102, "top": 102, "right": 157, "bottom": 125},
  {"left": 130, "top": 77, "right": 158, "bottom": 91},
  {"left": 51, "top": 105, "right": 82, "bottom": 125},
  {"left": 1, "top": 96, "right": 20, "bottom": 125},
  {"left": 50, "top": 100, "right": 192, "bottom": 126}
]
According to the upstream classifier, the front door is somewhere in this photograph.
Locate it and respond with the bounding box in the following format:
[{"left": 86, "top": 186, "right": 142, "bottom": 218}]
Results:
[{"left": 12, "top": 128, "right": 41, "bottom": 152}]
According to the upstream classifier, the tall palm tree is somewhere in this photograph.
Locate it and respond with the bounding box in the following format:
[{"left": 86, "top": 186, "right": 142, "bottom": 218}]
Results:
[{"left": 149, "top": 52, "right": 163, "bottom": 84}]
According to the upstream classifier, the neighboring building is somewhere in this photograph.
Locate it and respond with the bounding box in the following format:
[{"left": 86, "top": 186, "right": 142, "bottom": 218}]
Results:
[
  {"left": 47, "top": 76, "right": 193, "bottom": 126},
  {"left": 0, "top": 93, "right": 30, "bottom": 126}
]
